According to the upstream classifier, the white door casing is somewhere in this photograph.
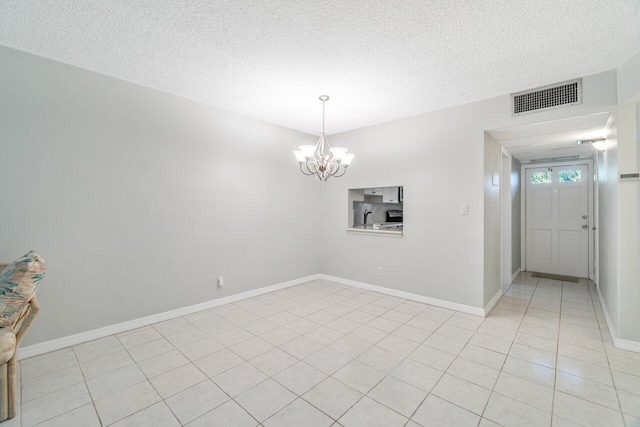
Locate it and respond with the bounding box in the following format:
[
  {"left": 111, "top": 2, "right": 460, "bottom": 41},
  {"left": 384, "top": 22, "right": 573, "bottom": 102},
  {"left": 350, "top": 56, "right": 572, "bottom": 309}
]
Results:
[
  {"left": 501, "top": 150, "right": 512, "bottom": 290},
  {"left": 525, "top": 163, "right": 590, "bottom": 277}
]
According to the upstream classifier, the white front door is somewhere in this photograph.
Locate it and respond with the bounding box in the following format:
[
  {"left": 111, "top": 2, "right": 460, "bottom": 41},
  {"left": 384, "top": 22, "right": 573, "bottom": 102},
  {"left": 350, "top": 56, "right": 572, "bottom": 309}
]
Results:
[{"left": 525, "top": 164, "right": 589, "bottom": 277}]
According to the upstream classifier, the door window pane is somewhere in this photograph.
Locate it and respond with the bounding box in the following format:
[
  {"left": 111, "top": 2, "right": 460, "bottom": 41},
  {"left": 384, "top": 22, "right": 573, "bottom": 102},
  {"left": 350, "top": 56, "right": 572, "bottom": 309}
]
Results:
[
  {"left": 559, "top": 170, "right": 581, "bottom": 182},
  {"left": 531, "top": 171, "right": 551, "bottom": 184}
]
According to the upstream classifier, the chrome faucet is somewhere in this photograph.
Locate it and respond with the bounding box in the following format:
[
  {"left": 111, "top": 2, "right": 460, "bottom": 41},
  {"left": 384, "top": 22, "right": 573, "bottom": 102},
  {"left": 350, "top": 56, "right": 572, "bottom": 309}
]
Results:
[{"left": 363, "top": 211, "right": 372, "bottom": 224}]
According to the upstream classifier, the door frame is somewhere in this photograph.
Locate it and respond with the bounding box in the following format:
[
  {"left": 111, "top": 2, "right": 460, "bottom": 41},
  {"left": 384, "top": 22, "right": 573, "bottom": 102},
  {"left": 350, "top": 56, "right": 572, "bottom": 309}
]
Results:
[
  {"left": 520, "top": 159, "right": 595, "bottom": 280},
  {"left": 592, "top": 152, "right": 599, "bottom": 286},
  {"left": 500, "top": 148, "right": 512, "bottom": 292}
]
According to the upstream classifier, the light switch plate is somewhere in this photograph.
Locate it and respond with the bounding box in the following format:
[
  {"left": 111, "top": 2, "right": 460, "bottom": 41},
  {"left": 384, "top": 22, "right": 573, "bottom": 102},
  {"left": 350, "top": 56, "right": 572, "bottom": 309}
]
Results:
[
  {"left": 492, "top": 171, "right": 500, "bottom": 186},
  {"left": 460, "top": 204, "right": 469, "bottom": 215}
]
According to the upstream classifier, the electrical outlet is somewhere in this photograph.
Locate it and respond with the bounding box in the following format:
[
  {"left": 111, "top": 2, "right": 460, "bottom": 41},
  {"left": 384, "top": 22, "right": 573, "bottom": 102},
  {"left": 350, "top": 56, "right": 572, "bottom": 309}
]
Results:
[
  {"left": 217, "top": 276, "right": 224, "bottom": 287},
  {"left": 377, "top": 267, "right": 383, "bottom": 276},
  {"left": 460, "top": 204, "right": 469, "bottom": 215}
]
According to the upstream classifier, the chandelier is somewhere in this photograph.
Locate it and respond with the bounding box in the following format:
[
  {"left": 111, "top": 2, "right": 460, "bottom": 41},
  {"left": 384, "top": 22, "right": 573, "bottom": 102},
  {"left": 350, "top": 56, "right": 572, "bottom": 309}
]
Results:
[{"left": 294, "top": 95, "right": 354, "bottom": 181}]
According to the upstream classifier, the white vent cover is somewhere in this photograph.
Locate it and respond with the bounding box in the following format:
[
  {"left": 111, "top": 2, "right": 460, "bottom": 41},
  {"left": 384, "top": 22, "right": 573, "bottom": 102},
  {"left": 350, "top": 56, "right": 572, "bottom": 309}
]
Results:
[
  {"left": 512, "top": 79, "right": 582, "bottom": 116},
  {"left": 620, "top": 172, "right": 640, "bottom": 181}
]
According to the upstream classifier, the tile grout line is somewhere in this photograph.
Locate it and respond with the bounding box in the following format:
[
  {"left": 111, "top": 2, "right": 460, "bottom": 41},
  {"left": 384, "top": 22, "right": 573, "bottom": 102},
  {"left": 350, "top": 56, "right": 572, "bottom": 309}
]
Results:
[
  {"left": 554, "top": 279, "right": 625, "bottom": 424},
  {"left": 72, "top": 346, "right": 105, "bottom": 427},
  {"left": 479, "top": 276, "right": 537, "bottom": 425},
  {"left": 474, "top": 275, "right": 522, "bottom": 426},
  {"left": 319, "top": 289, "right": 503, "bottom": 425},
  {"left": 22, "top": 280, "right": 503, "bottom": 424},
  {"left": 100, "top": 288, "right": 315, "bottom": 426},
  {"left": 591, "top": 282, "right": 628, "bottom": 423},
  {"left": 346, "top": 306, "right": 459, "bottom": 425},
  {"left": 112, "top": 332, "right": 180, "bottom": 426},
  {"left": 549, "top": 278, "right": 562, "bottom": 424},
  {"left": 103, "top": 324, "right": 250, "bottom": 425},
  {"left": 247, "top": 283, "right": 392, "bottom": 425},
  {"left": 167, "top": 287, "right": 332, "bottom": 426},
  {"left": 564, "top": 281, "right": 628, "bottom": 420},
  {"left": 264, "top": 286, "right": 406, "bottom": 424},
  {"left": 262, "top": 285, "right": 446, "bottom": 425},
  {"left": 166, "top": 282, "right": 372, "bottom": 426},
  {"left": 23, "top": 281, "right": 480, "bottom": 426},
  {"left": 405, "top": 308, "right": 484, "bottom": 425},
  {"left": 20, "top": 284, "right": 390, "bottom": 424},
  {"left": 18, "top": 276, "right": 636, "bottom": 427}
]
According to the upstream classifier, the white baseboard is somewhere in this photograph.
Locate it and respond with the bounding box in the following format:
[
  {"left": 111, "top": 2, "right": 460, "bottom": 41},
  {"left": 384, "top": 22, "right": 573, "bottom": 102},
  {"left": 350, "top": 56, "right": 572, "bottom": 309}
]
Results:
[
  {"left": 18, "top": 274, "right": 321, "bottom": 360},
  {"left": 483, "top": 289, "right": 503, "bottom": 316},
  {"left": 597, "top": 286, "right": 640, "bottom": 354},
  {"left": 318, "top": 274, "right": 485, "bottom": 317},
  {"left": 20, "top": 273, "right": 511, "bottom": 360},
  {"left": 511, "top": 268, "right": 521, "bottom": 283},
  {"left": 615, "top": 337, "right": 640, "bottom": 353}
]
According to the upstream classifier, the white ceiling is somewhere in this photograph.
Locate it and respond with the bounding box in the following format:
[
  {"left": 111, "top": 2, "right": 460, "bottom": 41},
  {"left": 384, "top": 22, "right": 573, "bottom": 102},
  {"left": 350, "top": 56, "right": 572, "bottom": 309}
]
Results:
[
  {"left": 488, "top": 112, "right": 611, "bottom": 161},
  {"left": 1, "top": 1, "right": 639, "bottom": 135}
]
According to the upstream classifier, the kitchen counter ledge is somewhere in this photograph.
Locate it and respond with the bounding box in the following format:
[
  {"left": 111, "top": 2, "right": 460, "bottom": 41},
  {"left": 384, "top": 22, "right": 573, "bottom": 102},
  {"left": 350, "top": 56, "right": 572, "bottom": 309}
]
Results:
[{"left": 346, "top": 224, "right": 403, "bottom": 237}]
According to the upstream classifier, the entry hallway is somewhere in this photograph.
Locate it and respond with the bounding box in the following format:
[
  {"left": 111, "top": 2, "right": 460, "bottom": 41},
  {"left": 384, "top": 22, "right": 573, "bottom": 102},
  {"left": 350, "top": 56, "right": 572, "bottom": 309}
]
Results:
[{"left": 14, "top": 275, "right": 640, "bottom": 426}]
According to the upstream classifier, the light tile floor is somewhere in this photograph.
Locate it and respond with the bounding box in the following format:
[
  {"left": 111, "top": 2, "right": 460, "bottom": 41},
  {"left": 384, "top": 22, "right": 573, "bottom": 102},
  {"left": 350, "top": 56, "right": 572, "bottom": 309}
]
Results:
[{"left": 11, "top": 273, "right": 640, "bottom": 426}]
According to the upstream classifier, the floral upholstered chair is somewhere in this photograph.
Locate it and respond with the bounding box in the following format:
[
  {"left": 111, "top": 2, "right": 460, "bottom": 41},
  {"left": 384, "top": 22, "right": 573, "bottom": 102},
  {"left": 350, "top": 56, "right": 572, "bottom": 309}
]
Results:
[{"left": 0, "top": 251, "right": 46, "bottom": 422}]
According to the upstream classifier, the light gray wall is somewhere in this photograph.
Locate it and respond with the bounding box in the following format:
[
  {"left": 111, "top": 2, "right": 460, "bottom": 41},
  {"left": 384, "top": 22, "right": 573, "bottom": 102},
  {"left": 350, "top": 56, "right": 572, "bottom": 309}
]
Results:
[
  {"left": 484, "top": 134, "right": 502, "bottom": 305},
  {"left": 0, "top": 46, "right": 322, "bottom": 346},
  {"left": 317, "top": 108, "right": 487, "bottom": 308},
  {"left": 615, "top": 47, "right": 640, "bottom": 343},
  {"left": 597, "top": 48, "right": 640, "bottom": 344},
  {"left": 319, "top": 71, "right": 617, "bottom": 309},
  {"left": 511, "top": 157, "right": 522, "bottom": 274},
  {"left": 0, "top": 45, "right": 622, "bottom": 347},
  {"left": 618, "top": 49, "right": 640, "bottom": 104},
  {"left": 615, "top": 103, "right": 640, "bottom": 342}
]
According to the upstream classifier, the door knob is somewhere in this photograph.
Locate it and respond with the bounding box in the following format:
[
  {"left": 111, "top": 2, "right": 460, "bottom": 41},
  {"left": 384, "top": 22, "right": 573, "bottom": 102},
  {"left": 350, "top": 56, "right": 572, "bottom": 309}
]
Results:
[
  {"left": 582, "top": 215, "right": 588, "bottom": 219},
  {"left": 582, "top": 225, "right": 588, "bottom": 229}
]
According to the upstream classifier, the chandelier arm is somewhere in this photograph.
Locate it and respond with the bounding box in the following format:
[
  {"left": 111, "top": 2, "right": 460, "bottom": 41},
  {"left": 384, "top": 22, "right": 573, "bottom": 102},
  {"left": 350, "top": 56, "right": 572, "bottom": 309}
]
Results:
[
  {"left": 307, "top": 165, "right": 318, "bottom": 175},
  {"left": 308, "top": 161, "right": 323, "bottom": 181},
  {"left": 299, "top": 163, "right": 314, "bottom": 176},
  {"left": 331, "top": 165, "right": 348, "bottom": 178},
  {"left": 303, "top": 160, "right": 318, "bottom": 177},
  {"left": 324, "top": 163, "right": 338, "bottom": 181},
  {"left": 330, "top": 161, "right": 342, "bottom": 176},
  {"left": 308, "top": 161, "right": 320, "bottom": 174}
]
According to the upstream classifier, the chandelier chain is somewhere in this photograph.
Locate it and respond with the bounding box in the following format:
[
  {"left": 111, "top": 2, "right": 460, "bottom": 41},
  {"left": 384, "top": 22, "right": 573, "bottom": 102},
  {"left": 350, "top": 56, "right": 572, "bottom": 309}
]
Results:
[{"left": 322, "top": 98, "right": 326, "bottom": 134}]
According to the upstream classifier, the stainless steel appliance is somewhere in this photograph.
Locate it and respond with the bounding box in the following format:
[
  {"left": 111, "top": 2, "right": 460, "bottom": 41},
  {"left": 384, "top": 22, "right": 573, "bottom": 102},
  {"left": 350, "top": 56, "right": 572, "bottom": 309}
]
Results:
[{"left": 386, "top": 210, "right": 403, "bottom": 223}]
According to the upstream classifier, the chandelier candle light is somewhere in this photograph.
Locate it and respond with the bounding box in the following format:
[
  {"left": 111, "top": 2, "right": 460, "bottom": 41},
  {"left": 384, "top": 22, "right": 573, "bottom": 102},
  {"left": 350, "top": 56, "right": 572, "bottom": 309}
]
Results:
[{"left": 294, "top": 95, "right": 354, "bottom": 181}]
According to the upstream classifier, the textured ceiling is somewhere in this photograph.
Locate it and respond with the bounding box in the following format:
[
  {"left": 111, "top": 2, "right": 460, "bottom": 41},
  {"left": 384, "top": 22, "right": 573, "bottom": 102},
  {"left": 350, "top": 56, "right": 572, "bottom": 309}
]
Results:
[
  {"left": 489, "top": 113, "right": 610, "bottom": 161},
  {"left": 1, "top": 1, "right": 639, "bottom": 135}
]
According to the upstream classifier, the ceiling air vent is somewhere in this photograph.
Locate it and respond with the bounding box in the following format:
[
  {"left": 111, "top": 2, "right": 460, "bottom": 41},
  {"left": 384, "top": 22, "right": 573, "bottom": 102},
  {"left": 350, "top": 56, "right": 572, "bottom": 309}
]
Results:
[{"left": 512, "top": 79, "right": 582, "bottom": 116}]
